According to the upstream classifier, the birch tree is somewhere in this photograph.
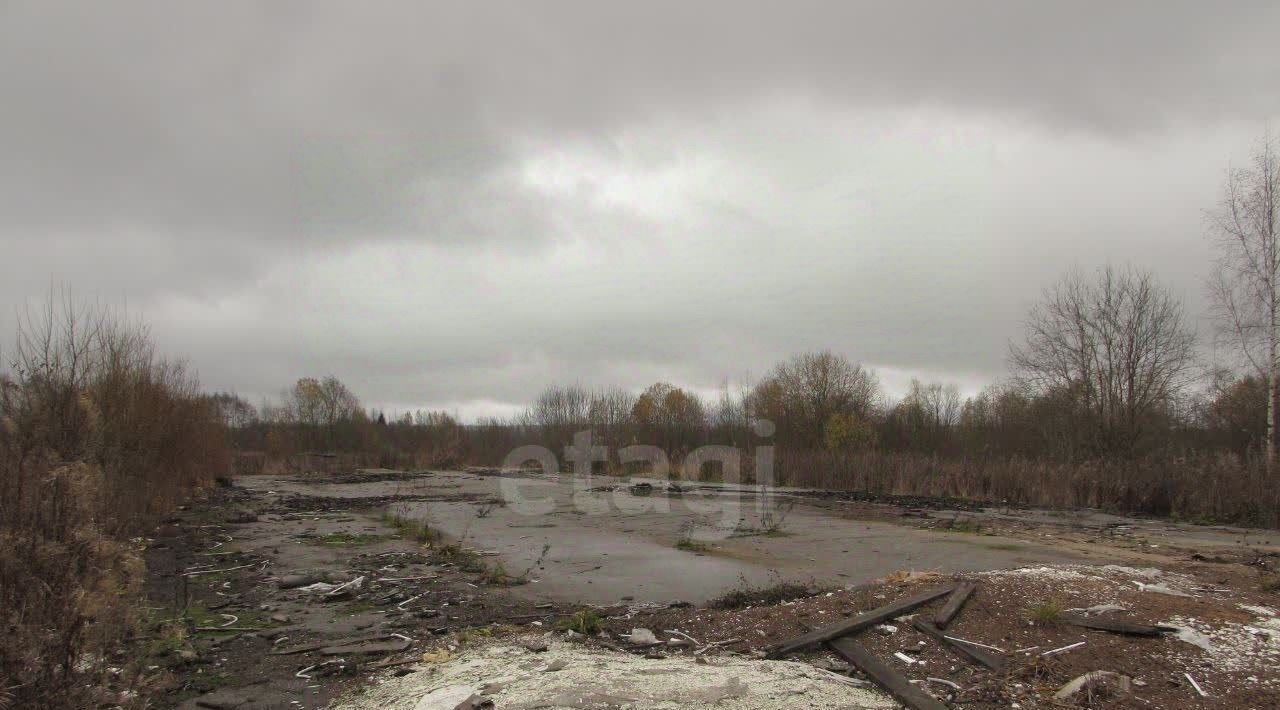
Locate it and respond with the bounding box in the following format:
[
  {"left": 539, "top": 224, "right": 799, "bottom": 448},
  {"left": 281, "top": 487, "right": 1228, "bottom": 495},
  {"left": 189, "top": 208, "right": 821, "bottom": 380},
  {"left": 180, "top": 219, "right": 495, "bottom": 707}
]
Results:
[{"left": 1209, "top": 135, "right": 1280, "bottom": 468}]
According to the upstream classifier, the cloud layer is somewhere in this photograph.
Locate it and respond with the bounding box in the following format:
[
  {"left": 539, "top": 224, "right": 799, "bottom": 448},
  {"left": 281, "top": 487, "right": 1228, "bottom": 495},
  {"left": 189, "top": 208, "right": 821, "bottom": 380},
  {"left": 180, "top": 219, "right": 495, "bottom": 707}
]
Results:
[{"left": 3, "top": 2, "right": 1278, "bottom": 415}]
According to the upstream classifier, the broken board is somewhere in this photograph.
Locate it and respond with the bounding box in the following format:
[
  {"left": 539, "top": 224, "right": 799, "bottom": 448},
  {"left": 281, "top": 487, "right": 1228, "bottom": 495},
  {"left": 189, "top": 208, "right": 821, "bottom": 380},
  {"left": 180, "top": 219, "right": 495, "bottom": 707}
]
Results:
[
  {"left": 827, "top": 637, "right": 949, "bottom": 710},
  {"left": 912, "top": 618, "right": 1005, "bottom": 671},
  {"left": 933, "top": 581, "right": 976, "bottom": 629},
  {"left": 766, "top": 584, "right": 956, "bottom": 658},
  {"left": 1059, "top": 614, "right": 1176, "bottom": 637}
]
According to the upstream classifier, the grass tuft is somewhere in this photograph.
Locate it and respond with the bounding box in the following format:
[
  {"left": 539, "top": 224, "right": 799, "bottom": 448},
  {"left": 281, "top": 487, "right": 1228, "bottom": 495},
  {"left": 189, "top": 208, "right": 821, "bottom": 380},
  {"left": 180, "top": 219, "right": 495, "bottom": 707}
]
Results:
[
  {"left": 1027, "top": 599, "right": 1063, "bottom": 624},
  {"left": 709, "top": 579, "right": 819, "bottom": 609},
  {"left": 555, "top": 609, "right": 603, "bottom": 635},
  {"left": 382, "top": 510, "right": 439, "bottom": 545},
  {"left": 311, "top": 531, "right": 387, "bottom": 547}
]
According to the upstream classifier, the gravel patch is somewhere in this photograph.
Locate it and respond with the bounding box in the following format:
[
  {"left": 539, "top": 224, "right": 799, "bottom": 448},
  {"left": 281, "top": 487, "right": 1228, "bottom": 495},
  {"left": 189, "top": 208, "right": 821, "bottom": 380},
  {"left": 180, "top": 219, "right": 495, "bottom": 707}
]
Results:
[{"left": 331, "top": 636, "right": 895, "bottom": 709}]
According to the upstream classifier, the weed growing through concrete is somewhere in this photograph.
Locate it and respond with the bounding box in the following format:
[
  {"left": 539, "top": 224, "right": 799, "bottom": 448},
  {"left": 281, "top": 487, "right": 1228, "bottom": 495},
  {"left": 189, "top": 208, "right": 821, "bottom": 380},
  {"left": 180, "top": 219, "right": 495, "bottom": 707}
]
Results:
[
  {"left": 436, "top": 542, "right": 488, "bottom": 573},
  {"left": 556, "top": 609, "right": 603, "bottom": 635},
  {"left": 382, "top": 508, "right": 439, "bottom": 545},
  {"left": 732, "top": 499, "right": 795, "bottom": 538},
  {"left": 519, "top": 543, "right": 552, "bottom": 580},
  {"left": 761, "top": 499, "right": 795, "bottom": 536},
  {"left": 311, "top": 531, "right": 388, "bottom": 547},
  {"left": 675, "top": 521, "right": 709, "bottom": 552}
]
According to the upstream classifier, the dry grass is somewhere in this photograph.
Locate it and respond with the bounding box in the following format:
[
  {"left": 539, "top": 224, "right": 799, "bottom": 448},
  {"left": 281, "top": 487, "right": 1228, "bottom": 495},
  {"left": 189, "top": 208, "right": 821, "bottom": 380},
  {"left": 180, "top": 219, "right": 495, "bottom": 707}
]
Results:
[
  {"left": 382, "top": 510, "right": 440, "bottom": 545},
  {"left": 0, "top": 299, "right": 229, "bottom": 708},
  {"left": 708, "top": 579, "right": 820, "bottom": 609},
  {"left": 775, "top": 449, "right": 1280, "bottom": 527},
  {"left": 1028, "top": 599, "right": 1065, "bottom": 624}
]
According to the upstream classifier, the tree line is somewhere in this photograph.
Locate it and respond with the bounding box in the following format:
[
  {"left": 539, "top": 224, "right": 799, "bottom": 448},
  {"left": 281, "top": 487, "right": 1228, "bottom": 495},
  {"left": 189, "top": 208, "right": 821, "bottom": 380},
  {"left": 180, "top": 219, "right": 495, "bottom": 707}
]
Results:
[{"left": 215, "top": 135, "right": 1280, "bottom": 523}]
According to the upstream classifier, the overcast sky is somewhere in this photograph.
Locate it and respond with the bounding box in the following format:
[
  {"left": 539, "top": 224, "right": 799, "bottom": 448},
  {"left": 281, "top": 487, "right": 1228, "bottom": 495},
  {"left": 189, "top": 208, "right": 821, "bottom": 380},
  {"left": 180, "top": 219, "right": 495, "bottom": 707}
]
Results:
[{"left": 2, "top": 2, "right": 1278, "bottom": 419}]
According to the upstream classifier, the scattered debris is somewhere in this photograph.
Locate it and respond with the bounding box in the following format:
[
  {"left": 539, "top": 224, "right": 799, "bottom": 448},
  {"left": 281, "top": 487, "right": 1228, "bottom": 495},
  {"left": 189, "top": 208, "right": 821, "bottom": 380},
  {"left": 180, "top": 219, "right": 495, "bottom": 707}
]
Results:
[
  {"left": 277, "top": 572, "right": 326, "bottom": 589},
  {"left": 1041, "top": 640, "right": 1086, "bottom": 656},
  {"left": 627, "top": 628, "right": 659, "bottom": 646},
  {"left": 1059, "top": 613, "right": 1176, "bottom": 637},
  {"left": 1166, "top": 623, "right": 1215, "bottom": 652},
  {"left": 938, "top": 633, "right": 1005, "bottom": 654},
  {"left": 767, "top": 584, "right": 956, "bottom": 657},
  {"left": 148, "top": 473, "right": 1280, "bottom": 710},
  {"left": 1133, "top": 581, "right": 1193, "bottom": 597},
  {"left": 1067, "top": 602, "right": 1127, "bottom": 616},
  {"left": 182, "top": 562, "right": 257, "bottom": 577},
  {"left": 912, "top": 619, "right": 1005, "bottom": 670},
  {"left": 827, "top": 637, "right": 948, "bottom": 710},
  {"left": 321, "top": 634, "right": 412, "bottom": 656},
  {"left": 1053, "top": 670, "right": 1133, "bottom": 700}
]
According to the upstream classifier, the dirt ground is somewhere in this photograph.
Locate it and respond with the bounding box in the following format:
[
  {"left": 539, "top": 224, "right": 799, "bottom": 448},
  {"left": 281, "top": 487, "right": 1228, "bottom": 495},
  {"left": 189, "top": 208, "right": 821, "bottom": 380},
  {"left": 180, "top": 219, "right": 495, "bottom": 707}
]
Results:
[
  {"left": 131, "top": 469, "right": 1280, "bottom": 709},
  {"left": 136, "top": 475, "right": 577, "bottom": 709}
]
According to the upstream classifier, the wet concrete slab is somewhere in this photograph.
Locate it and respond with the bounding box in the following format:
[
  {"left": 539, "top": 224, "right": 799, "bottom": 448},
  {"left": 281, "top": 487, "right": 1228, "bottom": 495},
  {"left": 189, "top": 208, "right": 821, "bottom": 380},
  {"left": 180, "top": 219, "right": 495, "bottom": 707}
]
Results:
[{"left": 241, "top": 471, "right": 1101, "bottom": 605}]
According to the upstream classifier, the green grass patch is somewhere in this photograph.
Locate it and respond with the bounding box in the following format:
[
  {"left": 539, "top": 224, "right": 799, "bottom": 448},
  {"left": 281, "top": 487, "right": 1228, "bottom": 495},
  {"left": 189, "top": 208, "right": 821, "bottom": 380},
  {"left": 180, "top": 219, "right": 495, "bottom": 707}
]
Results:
[
  {"left": 555, "top": 609, "right": 603, "bottom": 635},
  {"left": 1027, "top": 599, "right": 1063, "bottom": 624},
  {"left": 311, "top": 531, "right": 388, "bottom": 547},
  {"left": 161, "top": 602, "right": 274, "bottom": 633},
  {"left": 383, "top": 511, "right": 439, "bottom": 544},
  {"left": 143, "top": 618, "right": 191, "bottom": 662},
  {"left": 675, "top": 536, "right": 709, "bottom": 552}
]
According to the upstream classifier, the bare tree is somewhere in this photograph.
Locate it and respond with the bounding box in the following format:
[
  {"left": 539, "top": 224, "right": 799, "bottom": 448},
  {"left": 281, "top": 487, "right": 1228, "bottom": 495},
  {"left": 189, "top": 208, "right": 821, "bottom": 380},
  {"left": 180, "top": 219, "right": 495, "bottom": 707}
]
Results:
[
  {"left": 896, "top": 379, "right": 963, "bottom": 449},
  {"left": 207, "top": 392, "right": 258, "bottom": 429},
  {"left": 751, "top": 351, "right": 880, "bottom": 448},
  {"left": 1209, "top": 134, "right": 1280, "bottom": 468},
  {"left": 1011, "top": 266, "right": 1195, "bottom": 455}
]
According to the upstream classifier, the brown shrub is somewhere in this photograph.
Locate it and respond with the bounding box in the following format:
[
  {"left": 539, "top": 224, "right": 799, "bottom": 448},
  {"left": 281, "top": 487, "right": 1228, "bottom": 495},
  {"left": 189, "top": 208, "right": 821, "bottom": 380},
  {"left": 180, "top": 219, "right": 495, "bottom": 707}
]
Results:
[
  {"left": 774, "top": 449, "right": 1279, "bottom": 526},
  {"left": 0, "top": 300, "right": 229, "bottom": 707}
]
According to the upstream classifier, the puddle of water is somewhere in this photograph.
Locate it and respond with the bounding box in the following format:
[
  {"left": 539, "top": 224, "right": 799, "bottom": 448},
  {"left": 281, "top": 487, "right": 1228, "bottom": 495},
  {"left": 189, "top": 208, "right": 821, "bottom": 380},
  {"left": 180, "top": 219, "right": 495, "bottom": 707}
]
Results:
[{"left": 246, "top": 471, "right": 1092, "bottom": 604}]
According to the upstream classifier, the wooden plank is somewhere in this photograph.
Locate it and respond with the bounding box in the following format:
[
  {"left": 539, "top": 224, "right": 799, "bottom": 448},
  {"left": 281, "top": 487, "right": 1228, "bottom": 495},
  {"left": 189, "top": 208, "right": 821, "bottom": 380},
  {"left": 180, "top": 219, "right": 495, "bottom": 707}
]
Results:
[
  {"left": 827, "top": 637, "right": 949, "bottom": 710},
  {"left": 766, "top": 584, "right": 955, "bottom": 658},
  {"left": 1059, "top": 614, "right": 1176, "bottom": 637},
  {"left": 912, "top": 618, "right": 1006, "bottom": 671},
  {"left": 271, "top": 633, "right": 396, "bottom": 656},
  {"left": 320, "top": 635, "right": 412, "bottom": 656},
  {"left": 932, "top": 581, "right": 976, "bottom": 629}
]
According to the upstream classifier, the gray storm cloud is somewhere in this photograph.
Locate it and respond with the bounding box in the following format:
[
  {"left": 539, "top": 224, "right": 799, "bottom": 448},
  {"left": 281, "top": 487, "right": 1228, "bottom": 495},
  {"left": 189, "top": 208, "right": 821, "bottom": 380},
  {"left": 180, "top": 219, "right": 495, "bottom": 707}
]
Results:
[{"left": 2, "top": 2, "right": 1278, "bottom": 415}]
